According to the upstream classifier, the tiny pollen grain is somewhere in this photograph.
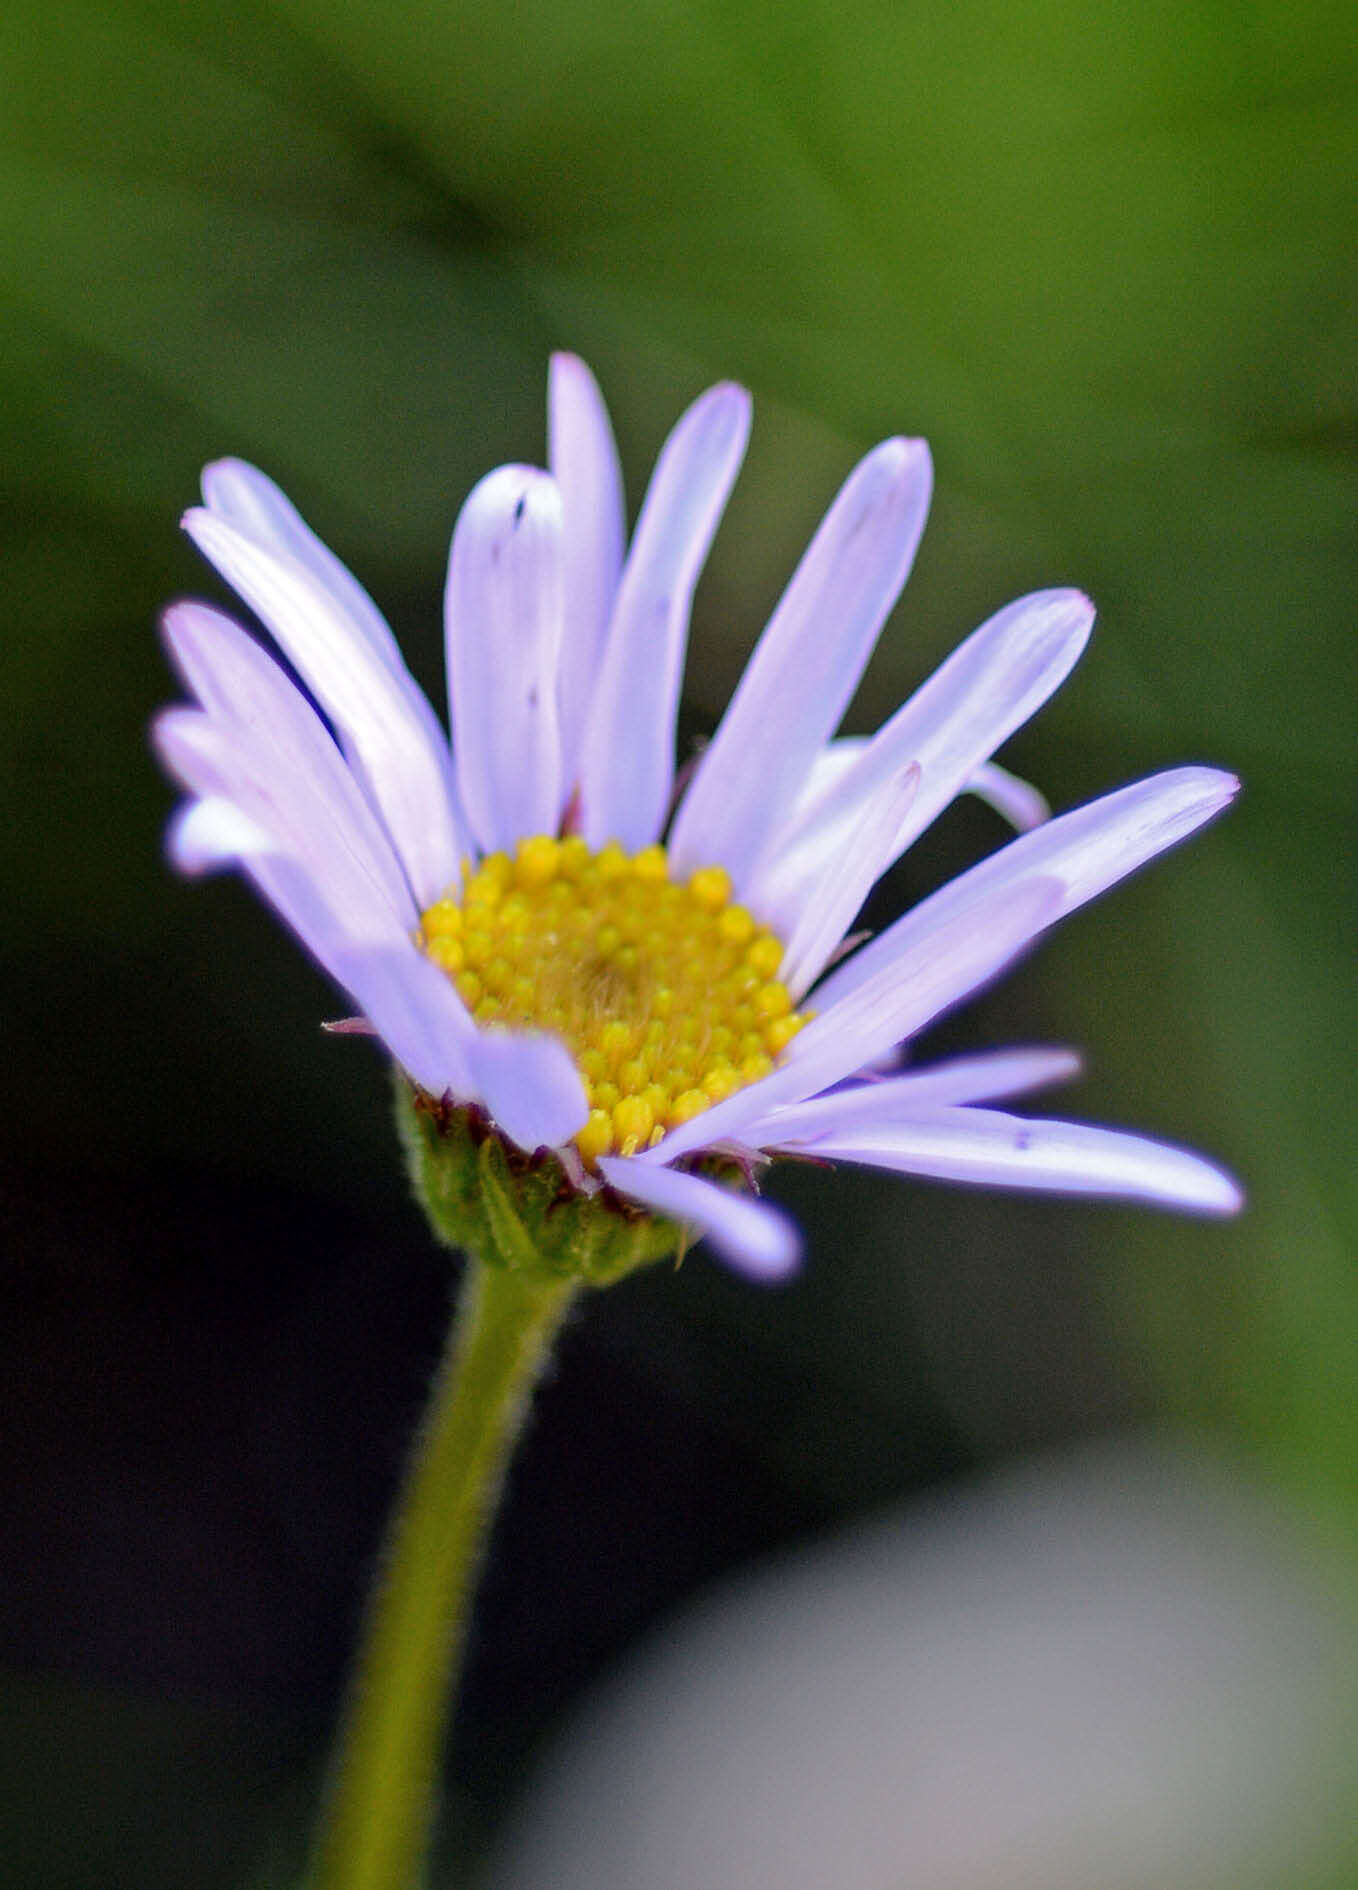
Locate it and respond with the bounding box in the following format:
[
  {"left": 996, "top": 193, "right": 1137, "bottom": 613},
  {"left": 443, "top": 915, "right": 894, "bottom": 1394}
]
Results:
[{"left": 418, "top": 834, "right": 809, "bottom": 1166}]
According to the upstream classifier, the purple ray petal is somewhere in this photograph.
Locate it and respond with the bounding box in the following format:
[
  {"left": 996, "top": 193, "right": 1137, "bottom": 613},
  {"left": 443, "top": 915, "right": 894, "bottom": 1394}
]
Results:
[
  {"left": 578, "top": 382, "right": 751, "bottom": 851},
  {"left": 965, "top": 760, "right": 1050, "bottom": 832},
  {"left": 549, "top": 354, "right": 626, "bottom": 803},
  {"left": 794, "top": 1107, "right": 1244, "bottom": 1215},
  {"left": 810, "top": 766, "right": 1240, "bottom": 1017},
  {"left": 779, "top": 763, "right": 921, "bottom": 1001},
  {"left": 647, "top": 876, "right": 1062, "bottom": 1166},
  {"left": 445, "top": 464, "right": 566, "bottom": 855},
  {"left": 749, "top": 589, "right": 1091, "bottom": 933},
  {"left": 741, "top": 1046, "right": 1083, "bottom": 1144},
  {"left": 200, "top": 458, "right": 407, "bottom": 675},
  {"left": 598, "top": 1157, "right": 801, "bottom": 1281},
  {"left": 162, "top": 600, "right": 417, "bottom": 924},
  {"left": 183, "top": 507, "right": 463, "bottom": 908},
  {"left": 153, "top": 706, "right": 413, "bottom": 933},
  {"left": 167, "top": 795, "right": 269, "bottom": 874},
  {"left": 470, "top": 1029, "right": 590, "bottom": 1153},
  {"left": 668, "top": 437, "right": 932, "bottom": 889},
  {"left": 196, "top": 465, "right": 463, "bottom": 824}
]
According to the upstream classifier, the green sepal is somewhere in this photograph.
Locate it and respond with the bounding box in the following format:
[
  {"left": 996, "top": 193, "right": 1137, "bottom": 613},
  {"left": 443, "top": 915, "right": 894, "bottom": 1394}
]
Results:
[{"left": 395, "top": 1078, "right": 683, "bottom": 1288}]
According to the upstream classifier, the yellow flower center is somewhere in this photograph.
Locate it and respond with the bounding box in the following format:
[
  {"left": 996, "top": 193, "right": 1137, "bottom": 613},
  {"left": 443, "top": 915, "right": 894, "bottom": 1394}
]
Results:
[{"left": 419, "top": 835, "right": 809, "bottom": 1164}]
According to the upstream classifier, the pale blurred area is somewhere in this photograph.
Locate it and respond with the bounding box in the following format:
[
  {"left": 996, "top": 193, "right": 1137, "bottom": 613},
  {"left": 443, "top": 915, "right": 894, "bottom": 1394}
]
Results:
[{"left": 488, "top": 1439, "right": 1357, "bottom": 1890}]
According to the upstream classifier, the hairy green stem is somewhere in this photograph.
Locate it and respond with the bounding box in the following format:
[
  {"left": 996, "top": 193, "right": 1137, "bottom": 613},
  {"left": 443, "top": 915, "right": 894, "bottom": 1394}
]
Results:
[{"left": 309, "top": 1258, "right": 577, "bottom": 1890}]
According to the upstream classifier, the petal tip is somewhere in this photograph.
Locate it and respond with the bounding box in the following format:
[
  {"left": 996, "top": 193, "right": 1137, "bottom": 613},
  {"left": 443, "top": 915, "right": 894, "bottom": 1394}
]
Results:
[
  {"left": 1189, "top": 763, "right": 1241, "bottom": 797},
  {"left": 548, "top": 349, "right": 594, "bottom": 386},
  {"left": 464, "top": 462, "right": 562, "bottom": 518},
  {"left": 1178, "top": 765, "right": 1243, "bottom": 818},
  {"left": 867, "top": 433, "right": 933, "bottom": 490},
  {"left": 181, "top": 505, "right": 227, "bottom": 556},
  {"left": 1046, "top": 1048, "right": 1086, "bottom": 1084},
  {"left": 887, "top": 434, "right": 934, "bottom": 480},
  {"left": 1058, "top": 586, "right": 1097, "bottom": 628},
  {"left": 596, "top": 1156, "right": 804, "bottom": 1284},
  {"left": 158, "top": 597, "right": 199, "bottom": 652},
  {"left": 738, "top": 1208, "right": 804, "bottom": 1282},
  {"left": 701, "top": 380, "right": 754, "bottom": 431},
  {"left": 1194, "top": 1164, "right": 1246, "bottom": 1217},
  {"left": 200, "top": 454, "right": 254, "bottom": 496}
]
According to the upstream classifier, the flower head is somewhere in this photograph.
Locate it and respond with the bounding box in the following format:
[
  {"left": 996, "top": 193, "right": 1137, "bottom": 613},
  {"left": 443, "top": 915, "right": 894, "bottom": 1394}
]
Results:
[{"left": 156, "top": 356, "right": 1241, "bottom": 1279}]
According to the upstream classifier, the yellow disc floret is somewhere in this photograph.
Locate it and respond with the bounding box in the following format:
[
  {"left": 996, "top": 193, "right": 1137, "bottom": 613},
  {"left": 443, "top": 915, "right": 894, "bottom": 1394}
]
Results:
[{"left": 417, "top": 837, "right": 810, "bottom": 1165}]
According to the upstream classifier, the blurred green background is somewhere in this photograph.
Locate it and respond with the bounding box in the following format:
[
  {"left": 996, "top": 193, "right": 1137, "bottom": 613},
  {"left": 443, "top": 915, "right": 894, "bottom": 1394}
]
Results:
[{"left": 2, "top": 1, "right": 1354, "bottom": 1885}]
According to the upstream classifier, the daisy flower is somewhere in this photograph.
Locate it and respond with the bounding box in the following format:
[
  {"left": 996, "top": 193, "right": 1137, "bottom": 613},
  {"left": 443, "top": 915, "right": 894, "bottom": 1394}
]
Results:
[{"left": 155, "top": 355, "right": 1241, "bottom": 1282}]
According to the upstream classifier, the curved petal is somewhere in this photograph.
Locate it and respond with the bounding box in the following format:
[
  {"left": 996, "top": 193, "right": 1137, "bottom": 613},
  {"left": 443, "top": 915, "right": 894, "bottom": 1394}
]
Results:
[
  {"left": 578, "top": 382, "right": 751, "bottom": 851},
  {"left": 470, "top": 1029, "right": 589, "bottom": 1153},
  {"left": 646, "top": 876, "right": 1063, "bottom": 1166},
  {"left": 797, "top": 1107, "right": 1244, "bottom": 1215},
  {"left": 741, "top": 1046, "right": 1083, "bottom": 1145},
  {"left": 965, "top": 760, "right": 1050, "bottom": 832},
  {"left": 197, "top": 462, "right": 463, "bottom": 845},
  {"left": 809, "top": 767, "right": 1240, "bottom": 1018},
  {"left": 598, "top": 1157, "right": 801, "bottom": 1281},
  {"left": 669, "top": 437, "right": 933, "bottom": 888},
  {"left": 183, "top": 507, "right": 463, "bottom": 908},
  {"left": 167, "top": 794, "right": 270, "bottom": 874},
  {"left": 200, "top": 458, "right": 406, "bottom": 674},
  {"left": 748, "top": 589, "right": 1092, "bottom": 932},
  {"left": 162, "top": 600, "right": 416, "bottom": 925},
  {"left": 153, "top": 705, "right": 413, "bottom": 933},
  {"left": 445, "top": 464, "right": 565, "bottom": 855},
  {"left": 549, "top": 354, "right": 625, "bottom": 801}
]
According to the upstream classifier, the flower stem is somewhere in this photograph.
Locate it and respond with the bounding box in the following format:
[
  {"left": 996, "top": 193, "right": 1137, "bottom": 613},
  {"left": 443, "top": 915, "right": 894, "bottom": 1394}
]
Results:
[{"left": 309, "top": 1257, "right": 577, "bottom": 1890}]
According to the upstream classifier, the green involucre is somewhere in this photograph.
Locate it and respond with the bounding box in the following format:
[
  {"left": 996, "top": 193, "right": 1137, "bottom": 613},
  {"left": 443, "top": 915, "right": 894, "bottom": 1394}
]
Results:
[{"left": 396, "top": 1078, "right": 684, "bottom": 1287}]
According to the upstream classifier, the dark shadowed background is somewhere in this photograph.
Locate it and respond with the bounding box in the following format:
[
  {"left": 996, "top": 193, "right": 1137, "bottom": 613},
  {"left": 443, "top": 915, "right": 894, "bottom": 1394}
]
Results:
[{"left": 2, "top": 2, "right": 1354, "bottom": 1885}]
